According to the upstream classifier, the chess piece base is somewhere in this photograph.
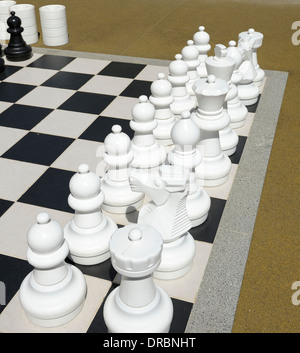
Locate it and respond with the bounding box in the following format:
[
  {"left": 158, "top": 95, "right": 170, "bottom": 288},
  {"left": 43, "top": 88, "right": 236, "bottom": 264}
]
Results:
[
  {"left": 64, "top": 216, "right": 118, "bottom": 265},
  {"left": 219, "top": 125, "right": 239, "bottom": 156},
  {"left": 19, "top": 265, "right": 87, "bottom": 327},
  {"left": 196, "top": 153, "right": 231, "bottom": 187},
  {"left": 238, "top": 83, "right": 259, "bottom": 106},
  {"left": 101, "top": 176, "right": 144, "bottom": 214},
  {"left": 154, "top": 232, "right": 196, "bottom": 280},
  {"left": 187, "top": 186, "right": 211, "bottom": 228},
  {"left": 103, "top": 286, "right": 173, "bottom": 333}
]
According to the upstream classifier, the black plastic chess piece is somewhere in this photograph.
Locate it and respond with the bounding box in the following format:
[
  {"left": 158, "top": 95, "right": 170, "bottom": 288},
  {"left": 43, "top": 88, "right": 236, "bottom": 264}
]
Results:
[
  {"left": 4, "top": 11, "right": 32, "bottom": 62},
  {"left": 0, "top": 44, "right": 5, "bottom": 73}
]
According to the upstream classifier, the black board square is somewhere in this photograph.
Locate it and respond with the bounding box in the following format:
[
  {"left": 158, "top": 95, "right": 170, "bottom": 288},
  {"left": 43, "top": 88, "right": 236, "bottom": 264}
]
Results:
[
  {"left": 28, "top": 54, "right": 76, "bottom": 70},
  {"left": 2, "top": 132, "right": 74, "bottom": 166},
  {"left": 120, "top": 80, "right": 152, "bottom": 98},
  {"left": 98, "top": 61, "right": 146, "bottom": 79},
  {"left": 18, "top": 167, "right": 74, "bottom": 213},
  {"left": 42, "top": 71, "right": 93, "bottom": 90},
  {"left": 0, "top": 82, "right": 35, "bottom": 102},
  {"left": 0, "top": 104, "right": 52, "bottom": 130}
]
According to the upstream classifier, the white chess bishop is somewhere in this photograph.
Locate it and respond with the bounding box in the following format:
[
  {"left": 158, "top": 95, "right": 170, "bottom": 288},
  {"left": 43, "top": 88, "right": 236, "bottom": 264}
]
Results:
[
  {"left": 168, "top": 110, "right": 211, "bottom": 227},
  {"left": 237, "top": 30, "right": 260, "bottom": 106},
  {"left": 168, "top": 54, "right": 196, "bottom": 119},
  {"left": 181, "top": 40, "right": 200, "bottom": 105},
  {"left": 193, "top": 25, "right": 211, "bottom": 78},
  {"left": 149, "top": 73, "right": 176, "bottom": 147},
  {"left": 205, "top": 44, "right": 239, "bottom": 156},
  {"left": 192, "top": 74, "right": 232, "bottom": 186},
  {"left": 100, "top": 125, "right": 144, "bottom": 214},
  {"left": 64, "top": 164, "right": 118, "bottom": 265},
  {"left": 239, "top": 28, "right": 265, "bottom": 87},
  {"left": 103, "top": 224, "right": 173, "bottom": 333},
  {"left": 226, "top": 40, "right": 248, "bottom": 128},
  {"left": 130, "top": 95, "right": 167, "bottom": 174},
  {"left": 130, "top": 164, "right": 195, "bottom": 280},
  {"left": 19, "top": 212, "right": 87, "bottom": 327}
]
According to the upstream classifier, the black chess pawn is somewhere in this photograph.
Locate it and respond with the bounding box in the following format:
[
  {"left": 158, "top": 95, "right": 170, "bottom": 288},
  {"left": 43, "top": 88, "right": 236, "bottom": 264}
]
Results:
[{"left": 4, "top": 11, "right": 32, "bottom": 61}]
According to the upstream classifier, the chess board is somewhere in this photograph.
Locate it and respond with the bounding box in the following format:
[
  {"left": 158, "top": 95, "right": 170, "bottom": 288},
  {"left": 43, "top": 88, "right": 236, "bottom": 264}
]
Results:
[{"left": 0, "top": 48, "right": 285, "bottom": 335}]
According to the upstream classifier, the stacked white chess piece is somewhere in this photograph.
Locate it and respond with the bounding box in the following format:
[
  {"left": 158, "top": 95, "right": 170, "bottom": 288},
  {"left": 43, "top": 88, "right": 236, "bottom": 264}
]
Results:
[{"left": 19, "top": 25, "right": 264, "bottom": 333}]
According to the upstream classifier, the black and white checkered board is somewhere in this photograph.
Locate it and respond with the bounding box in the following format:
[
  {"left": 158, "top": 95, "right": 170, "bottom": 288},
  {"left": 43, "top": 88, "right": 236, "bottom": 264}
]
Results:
[{"left": 0, "top": 51, "right": 264, "bottom": 333}]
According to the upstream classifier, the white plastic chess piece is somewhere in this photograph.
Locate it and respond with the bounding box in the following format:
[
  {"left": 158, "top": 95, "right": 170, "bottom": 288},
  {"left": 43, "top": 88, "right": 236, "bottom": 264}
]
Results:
[
  {"left": 192, "top": 75, "right": 232, "bottom": 186},
  {"left": 168, "top": 54, "right": 196, "bottom": 119},
  {"left": 130, "top": 95, "right": 167, "bottom": 174},
  {"left": 100, "top": 125, "right": 144, "bottom": 214},
  {"left": 193, "top": 25, "right": 211, "bottom": 78},
  {"left": 103, "top": 224, "right": 174, "bottom": 333},
  {"left": 19, "top": 212, "right": 87, "bottom": 327},
  {"left": 239, "top": 28, "right": 265, "bottom": 87},
  {"left": 168, "top": 110, "right": 211, "bottom": 227},
  {"left": 64, "top": 164, "right": 118, "bottom": 265},
  {"left": 205, "top": 44, "right": 239, "bottom": 156},
  {"left": 130, "top": 164, "right": 196, "bottom": 280},
  {"left": 237, "top": 32, "right": 260, "bottom": 106},
  {"left": 149, "top": 73, "right": 176, "bottom": 146},
  {"left": 181, "top": 40, "right": 200, "bottom": 104},
  {"left": 226, "top": 40, "right": 248, "bottom": 128}
]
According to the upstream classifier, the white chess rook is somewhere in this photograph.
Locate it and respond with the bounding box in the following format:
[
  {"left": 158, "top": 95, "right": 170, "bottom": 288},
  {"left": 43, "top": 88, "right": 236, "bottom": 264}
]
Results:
[
  {"left": 205, "top": 44, "right": 239, "bottom": 156},
  {"left": 168, "top": 54, "right": 196, "bottom": 119},
  {"left": 130, "top": 164, "right": 196, "bottom": 280},
  {"left": 192, "top": 75, "right": 232, "bottom": 186},
  {"left": 100, "top": 125, "right": 144, "bottom": 214},
  {"left": 168, "top": 110, "right": 211, "bottom": 227},
  {"left": 103, "top": 224, "right": 174, "bottom": 333},
  {"left": 226, "top": 40, "right": 248, "bottom": 128},
  {"left": 64, "top": 164, "right": 118, "bottom": 265},
  {"left": 149, "top": 73, "right": 176, "bottom": 146},
  {"left": 19, "top": 212, "right": 87, "bottom": 327}
]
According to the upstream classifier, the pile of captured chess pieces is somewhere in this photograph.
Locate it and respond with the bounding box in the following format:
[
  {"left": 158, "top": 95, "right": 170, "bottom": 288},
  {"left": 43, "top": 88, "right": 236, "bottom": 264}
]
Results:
[{"left": 15, "top": 25, "right": 264, "bottom": 332}]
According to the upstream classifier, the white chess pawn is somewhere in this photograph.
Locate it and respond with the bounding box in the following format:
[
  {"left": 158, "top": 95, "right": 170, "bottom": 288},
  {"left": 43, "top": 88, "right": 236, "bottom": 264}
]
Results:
[
  {"left": 239, "top": 28, "right": 265, "bottom": 87},
  {"left": 181, "top": 40, "right": 200, "bottom": 105},
  {"left": 168, "top": 54, "right": 196, "bottom": 119},
  {"left": 130, "top": 95, "right": 167, "bottom": 174},
  {"left": 19, "top": 212, "right": 87, "bottom": 327},
  {"left": 192, "top": 75, "right": 232, "bottom": 186},
  {"left": 64, "top": 164, "right": 118, "bottom": 265},
  {"left": 103, "top": 224, "right": 173, "bottom": 333},
  {"left": 168, "top": 110, "right": 211, "bottom": 227},
  {"left": 237, "top": 32, "right": 260, "bottom": 106},
  {"left": 193, "top": 25, "right": 211, "bottom": 78},
  {"left": 100, "top": 125, "right": 144, "bottom": 214},
  {"left": 226, "top": 40, "right": 248, "bottom": 128},
  {"left": 205, "top": 44, "right": 239, "bottom": 156},
  {"left": 149, "top": 73, "right": 176, "bottom": 147},
  {"left": 130, "top": 164, "right": 196, "bottom": 280}
]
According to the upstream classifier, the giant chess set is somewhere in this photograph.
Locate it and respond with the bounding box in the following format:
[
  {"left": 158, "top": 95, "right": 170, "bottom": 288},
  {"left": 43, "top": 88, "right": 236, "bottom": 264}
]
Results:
[{"left": 0, "top": 10, "right": 267, "bottom": 333}]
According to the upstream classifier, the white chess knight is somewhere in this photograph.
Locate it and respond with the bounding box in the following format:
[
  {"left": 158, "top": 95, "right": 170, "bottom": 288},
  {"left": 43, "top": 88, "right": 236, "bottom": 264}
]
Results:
[
  {"left": 192, "top": 74, "right": 232, "bottom": 186},
  {"left": 64, "top": 164, "right": 118, "bottom": 265},
  {"left": 100, "top": 125, "right": 144, "bottom": 214},
  {"left": 130, "top": 164, "right": 195, "bottom": 280},
  {"left": 103, "top": 224, "right": 173, "bottom": 333},
  {"left": 205, "top": 44, "right": 239, "bottom": 156},
  {"left": 226, "top": 40, "right": 248, "bottom": 128},
  {"left": 19, "top": 212, "right": 87, "bottom": 327},
  {"left": 168, "top": 110, "right": 211, "bottom": 227},
  {"left": 237, "top": 31, "right": 260, "bottom": 106},
  {"left": 239, "top": 28, "right": 265, "bottom": 87},
  {"left": 168, "top": 54, "right": 197, "bottom": 119},
  {"left": 130, "top": 95, "right": 167, "bottom": 174},
  {"left": 149, "top": 73, "right": 176, "bottom": 147}
]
